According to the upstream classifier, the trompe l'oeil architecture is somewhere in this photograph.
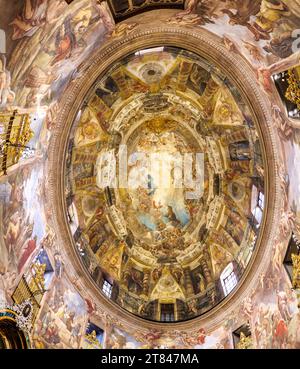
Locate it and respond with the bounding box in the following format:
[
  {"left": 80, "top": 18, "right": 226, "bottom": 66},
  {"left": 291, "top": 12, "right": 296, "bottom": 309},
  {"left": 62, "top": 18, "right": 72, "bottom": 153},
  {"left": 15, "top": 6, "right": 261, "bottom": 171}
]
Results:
[{"left": 0, "top": 0, "right": 300, "bottom": 350}]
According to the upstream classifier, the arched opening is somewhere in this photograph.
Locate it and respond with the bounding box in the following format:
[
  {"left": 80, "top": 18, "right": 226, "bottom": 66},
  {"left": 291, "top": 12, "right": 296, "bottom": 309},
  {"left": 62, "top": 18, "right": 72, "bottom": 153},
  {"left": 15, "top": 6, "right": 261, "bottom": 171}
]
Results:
[{"left": 0, "top": 316, "right": 28, "bottom": 349}]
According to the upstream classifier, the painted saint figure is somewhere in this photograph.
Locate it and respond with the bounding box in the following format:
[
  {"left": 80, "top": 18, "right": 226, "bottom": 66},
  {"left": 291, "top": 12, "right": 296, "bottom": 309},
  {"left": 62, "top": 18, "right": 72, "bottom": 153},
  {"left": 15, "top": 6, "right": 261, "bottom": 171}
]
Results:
[{"left": 10, "top": 0, "right": 48, "bottom": 40}]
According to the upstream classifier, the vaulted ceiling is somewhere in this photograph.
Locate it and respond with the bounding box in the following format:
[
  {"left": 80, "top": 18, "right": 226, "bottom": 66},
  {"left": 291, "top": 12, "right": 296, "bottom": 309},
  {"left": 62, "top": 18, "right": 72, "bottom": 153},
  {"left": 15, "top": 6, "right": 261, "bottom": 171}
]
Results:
[
  {"left": 65, "top": 46, "right": 265, "bottom": 322},
  {"left": 0, "top": 0, "right": 299, "bottom": 348}
]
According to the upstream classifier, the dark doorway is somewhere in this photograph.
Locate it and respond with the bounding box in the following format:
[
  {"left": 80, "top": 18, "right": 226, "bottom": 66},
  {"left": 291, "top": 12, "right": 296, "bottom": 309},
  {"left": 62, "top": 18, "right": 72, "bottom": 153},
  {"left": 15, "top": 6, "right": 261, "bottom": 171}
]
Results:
[{"left": 0, "top": 318, "right": 28, "bottom": 349}]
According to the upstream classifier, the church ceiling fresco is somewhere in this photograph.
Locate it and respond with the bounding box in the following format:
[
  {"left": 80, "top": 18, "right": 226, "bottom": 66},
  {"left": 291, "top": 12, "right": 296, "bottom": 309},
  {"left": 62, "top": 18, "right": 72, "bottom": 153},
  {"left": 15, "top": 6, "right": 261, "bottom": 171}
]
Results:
[
  {"left": 177, "top": 0, "right": 300, "bottom": 61},
  {"left": 0, "top": 0, "right": 300, "bottom": 349},
  {"left": 65, "top": 46, "right": 265, "bottom": 322}
]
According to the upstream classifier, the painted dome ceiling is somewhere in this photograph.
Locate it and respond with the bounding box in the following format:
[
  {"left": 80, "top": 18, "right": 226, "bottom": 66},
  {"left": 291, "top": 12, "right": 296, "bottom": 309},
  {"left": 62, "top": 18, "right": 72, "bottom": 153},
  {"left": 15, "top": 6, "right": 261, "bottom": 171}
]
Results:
[{"left": 64, "top": 46, "right": 265, "bottom": 322}]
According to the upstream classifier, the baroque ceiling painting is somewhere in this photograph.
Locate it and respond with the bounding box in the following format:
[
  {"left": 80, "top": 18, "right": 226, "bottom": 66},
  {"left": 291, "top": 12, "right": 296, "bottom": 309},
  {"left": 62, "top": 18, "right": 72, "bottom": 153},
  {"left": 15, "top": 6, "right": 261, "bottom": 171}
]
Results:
[
  {"left": 66, "top": 47, "right": 264, "bottom": 322},
  {"left": 0, "top": 0, "right": 300, "bottom": 351}
]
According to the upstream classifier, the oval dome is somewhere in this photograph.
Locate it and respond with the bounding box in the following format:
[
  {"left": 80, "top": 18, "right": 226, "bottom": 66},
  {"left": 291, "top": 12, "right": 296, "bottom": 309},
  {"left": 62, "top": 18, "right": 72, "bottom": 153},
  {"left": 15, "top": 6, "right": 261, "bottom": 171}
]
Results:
[{"left": 64, "top": 46, "right": 265, "bottom": 322}]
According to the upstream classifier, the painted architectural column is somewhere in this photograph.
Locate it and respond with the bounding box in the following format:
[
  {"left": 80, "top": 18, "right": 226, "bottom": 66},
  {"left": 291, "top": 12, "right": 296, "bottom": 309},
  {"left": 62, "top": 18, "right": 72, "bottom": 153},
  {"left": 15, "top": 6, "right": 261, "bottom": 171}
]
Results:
[
  {"left": 143, "top": 270, "right": 150, "bottom": 295},
  {"left": 184, "top": 268, "right": 194, "bottom": 296},
  {"left": 198, "top": 77, "right": 219, "bottom": 119},
  {"left": 200, "top": 257, "right": 212, "bottom": 285}
]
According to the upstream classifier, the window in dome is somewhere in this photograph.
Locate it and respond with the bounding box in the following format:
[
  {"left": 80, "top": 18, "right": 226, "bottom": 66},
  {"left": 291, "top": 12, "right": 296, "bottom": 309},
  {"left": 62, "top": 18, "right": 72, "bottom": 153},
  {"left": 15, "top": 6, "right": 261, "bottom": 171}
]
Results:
[
  {"left": 160, "top": 303, "right": 175, "bottom": 322},
  {"left": 221, "top": 263, "right": 238, "bottom": 297},
  {"left": 251, "top": 186, "right": 265, "bottom": 226},
  {"left": 102, "top": 279, "right": 113, "bottom": 299}
]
